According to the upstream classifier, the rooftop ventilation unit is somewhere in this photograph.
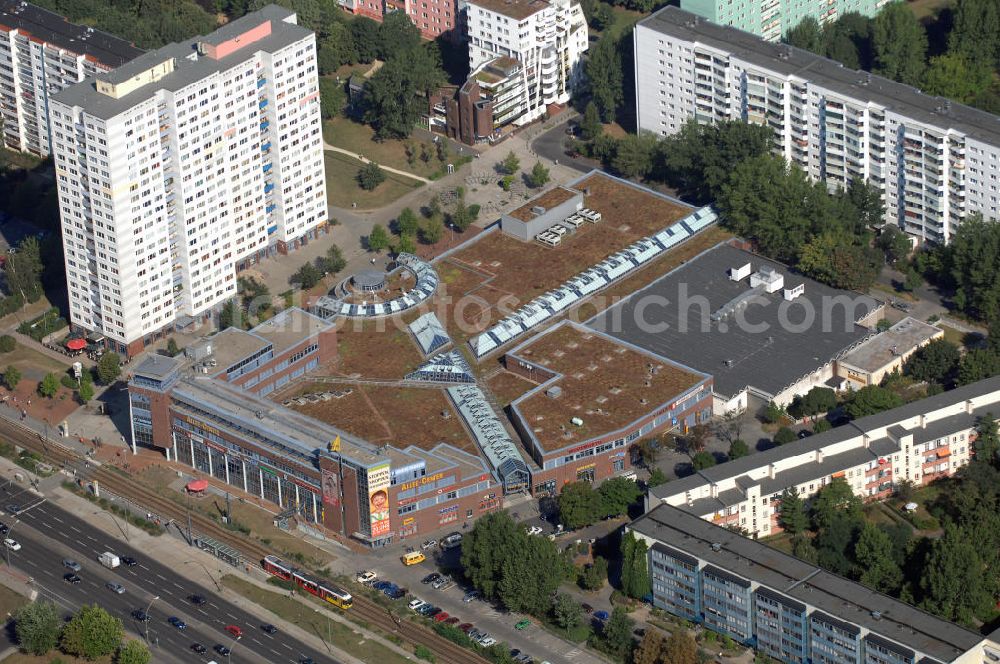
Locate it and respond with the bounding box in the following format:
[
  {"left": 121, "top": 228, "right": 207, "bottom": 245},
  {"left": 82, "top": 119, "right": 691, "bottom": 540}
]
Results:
[
  {"left": 750, "top": 266, "right": 784, "bottom": 293},
  {"left": 531, "top": 206, "right": 546, "bottom": 215},
  {"left": 729, "top": 262, "right": 751, "bottom": 281},
  {"left": 783, "top": 284, "right": 804, "bottom": 301}
]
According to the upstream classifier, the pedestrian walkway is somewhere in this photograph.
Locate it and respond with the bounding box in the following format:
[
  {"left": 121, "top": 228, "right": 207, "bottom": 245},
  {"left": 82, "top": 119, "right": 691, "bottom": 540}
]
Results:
[{"left": 323, "top": 142, "right": 431, "bottom": 184}]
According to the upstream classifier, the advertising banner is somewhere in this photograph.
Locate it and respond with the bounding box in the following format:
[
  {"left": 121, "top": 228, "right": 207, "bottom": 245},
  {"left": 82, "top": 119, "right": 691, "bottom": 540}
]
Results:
[
  {"left": 367, "top": 463, "right": 392, "bottom": 538},
  {"left": 321, "top": 467, "right": 340, "bottom": 507}
]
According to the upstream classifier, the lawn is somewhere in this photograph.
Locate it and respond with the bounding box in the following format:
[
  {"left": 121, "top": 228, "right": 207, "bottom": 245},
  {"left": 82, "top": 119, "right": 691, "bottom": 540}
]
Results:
[
  {"left": 595, "top": 6, "right": 644, "bottom": 39},
  {"left": 0, "top": 584, "right": 26, "bottom": 619},
  {"left": 908, "top": 0, "right": 951, "bottom": 20},
  {"left": 222, "top": 575, "right": 414, "bottom": 664},
  {"left": 938, "top": 324, "right": 967, "bottom": 347},
  {"left": 324, "top": 152, "right": 423, "bottom": 210},
  {"left": 323, "top": 115, "right": 451, "bottom": 180},
  {"left": 485, "top": 370, "right": 538, "bottom": 407},
  {"left": 327, "top": 320, "right": 425, "bottom": 379}
]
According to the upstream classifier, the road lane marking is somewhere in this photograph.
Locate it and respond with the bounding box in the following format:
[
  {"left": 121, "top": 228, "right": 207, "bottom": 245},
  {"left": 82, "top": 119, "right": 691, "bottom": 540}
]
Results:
[{"left": 281, "top": 643, "right": 293, "bottom": 651}]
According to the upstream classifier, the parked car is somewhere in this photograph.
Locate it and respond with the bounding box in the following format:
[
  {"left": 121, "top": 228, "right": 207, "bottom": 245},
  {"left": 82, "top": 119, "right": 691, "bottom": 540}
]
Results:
[
  {"left": 421, "top": 573, "right": 441, "bottom": 585},
  {"left": 132, "top": 610, "right": 150, "bottom": 622},
  {"left": 215, "top": 644, "right": 231, "bottom": 656},
  {"left": 463, "top": 590, "right": 480, "bottom": 603},
  {"left": 515, "top": 619, "right": 531, "bottom": 630},
  {"left": 426, "top": 607, "right": 443, "bottom": 618},
  {"left": 433, "top": 612, "right": 450, "bottom": 623},
  {"left": 3, "top": 538, "right": 20, "bottom": 551},
  {"left": 420, "top": 539, "right": 437, "bottom": 550},
  {"left": 418, "top": 604, "right": 438, "bottom": 616},
  {"left": 444, "top": 617, "right": 460, "bottom": 625},
  {"left": 387, "top": 588, "right": 407, "bottom": 600},
  {"left": 480, "top": 636, "right": 497, "bottom": 647},
  {"left": 594, "top": 610, "right": 610, "bottom": 621},
  {"left": 408, "top": 599, "right": 426, "bottom": 611},
  {"left": 0, "top": 523, "right": 8, "bottom": 535},
  {"left": 356, "top": 570, "right": 377, "bottom": 584},
  {"left": 458, "top": 623, "right": 474, "bottom": 633},
  {"left": 526, "top": 526, "right": 543, "bottom": 535},
  {"left": 432, "top": 576, "right": 450, "bottom": 590}
]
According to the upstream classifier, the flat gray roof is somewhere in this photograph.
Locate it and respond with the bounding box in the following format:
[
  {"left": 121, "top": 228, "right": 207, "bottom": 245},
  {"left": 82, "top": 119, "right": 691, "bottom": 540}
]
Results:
[
  {"left": 631, "top": 504, "right": 985, "bottom": 662},
  {"left": 132, "top": 353, "right": 182, "bottom": 380},
  {"left": 249, "top": 308, "right": 332, "bottom": 356},
  {"left": 639, "top": 6, "right": 1000, "bottom": 147},
  {"left": 840, "top": 317, "right": 942, "bottom": 373},
  {"left": 52, "top": 4, "right": 309, "bottom": 120},
  {"left": 0, "top": 0, "right": 143, "bottom": 67},
  {"left": 589, "top": 242, "right": 879, "bottom": 398}
]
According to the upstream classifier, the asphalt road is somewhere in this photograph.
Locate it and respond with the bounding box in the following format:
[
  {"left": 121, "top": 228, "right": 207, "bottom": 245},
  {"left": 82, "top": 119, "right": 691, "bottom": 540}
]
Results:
[
  {"left": 1, "top": 486, "right": 335, "bottom": 664},
  {"left": 530, "top": 123, "right": 597, "bottom": 174}
]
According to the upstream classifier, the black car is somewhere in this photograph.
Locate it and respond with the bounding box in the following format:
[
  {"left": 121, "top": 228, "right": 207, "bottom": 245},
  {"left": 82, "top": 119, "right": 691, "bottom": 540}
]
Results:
[
  {"left": 215, "top": 644, "right": 231, "bottom": 656},
  {"left": 63, "top": 573, "right": 81, "bottom": 584},
  {"left": 0, "top": 522, "right": 8, "bottom": 534},
  {"left": 5, "top": 505, "right": 18, "bottom": 515},
  {"left": 121, "top": 556, "right": 138, "bottom": 567},
  {"left": 131, "top": 610, "right": 150, "bottom": 622},
  {"left": 421, "top": 573, "right": 441, "bottom": 585},
  {"left": 300, "top": 659, "right": 315, "bottom": 664},
  {"left": 189, "top": 594, "right": 207, "bottom": 605},
  {"left": 191, "top": 643, "right": 207, "bottom": 654},
  {"left": 261, "top": 624, "right": 278, "bottom": 634}
]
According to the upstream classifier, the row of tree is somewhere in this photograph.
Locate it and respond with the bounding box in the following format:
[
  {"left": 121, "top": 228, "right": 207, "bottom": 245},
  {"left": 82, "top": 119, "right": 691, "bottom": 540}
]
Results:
[
  {"left": 786, "top": 0, "right": 1000, "bottom": 111},
  {"left": 776, "top": 414, "right": 1000, "bottom": 625},
  {"left": 16, "top": 600, "right": 150, "bottom": 663},
  {"left": 556, "top": 477, "right": 643, "bottom": 530}
]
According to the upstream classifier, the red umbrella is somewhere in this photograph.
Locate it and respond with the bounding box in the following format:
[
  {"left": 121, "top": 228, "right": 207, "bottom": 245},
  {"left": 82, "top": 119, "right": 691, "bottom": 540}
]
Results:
[
  {"left": 66, "top": 338, "right": 87, "bottom": 351},
  {"left": 186, "top": 479, "right": 209, "bottom": 492}
]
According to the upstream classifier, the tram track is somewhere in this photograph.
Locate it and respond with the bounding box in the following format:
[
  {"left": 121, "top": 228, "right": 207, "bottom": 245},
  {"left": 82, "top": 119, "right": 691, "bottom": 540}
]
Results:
[{"left": 0, "top": 417, "right": 488, "bottom": 664}]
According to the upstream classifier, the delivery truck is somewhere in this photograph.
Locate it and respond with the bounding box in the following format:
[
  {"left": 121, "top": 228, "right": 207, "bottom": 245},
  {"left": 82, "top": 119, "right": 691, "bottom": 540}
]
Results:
[{"left": 98, "top": 551, "right": 120, "bottom": 569}]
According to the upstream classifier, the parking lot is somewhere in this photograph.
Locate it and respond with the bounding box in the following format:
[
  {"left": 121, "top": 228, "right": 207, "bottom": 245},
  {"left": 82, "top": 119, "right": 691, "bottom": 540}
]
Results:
[{"left": 357, "top": 534, "right": 609, "bottom": 664}]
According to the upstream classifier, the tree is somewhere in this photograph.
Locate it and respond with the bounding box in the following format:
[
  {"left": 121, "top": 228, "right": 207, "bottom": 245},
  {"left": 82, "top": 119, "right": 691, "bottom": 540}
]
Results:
[
  {"left": 318, "top": 246, "right": 347, "bottom": 275},
  {"left": 877, "top": 226, "right": 912, "bottom": 266},
  {"left": 585, "top": 35, "right": 624, "bottom": 122},
  {"left": 789, "top": 386, "right": 838, "bottom": 419},
  {"left": 763, "top": 401, "right": 785, "bottom": 424},
  {"left": 686, "top": 423, "right": 710, "bottom": 454},
  {"left": 589, "top": 1, "right": 615, "bottom": 31},
  {"left": 632, "top": 630, "right": 666, "bottom": 664},
  {"left": 362, "top": 46, "right": 444, "bottom": 139},
  {"left": 500, "top": 151, "right": 520, "bottom": 176},
  {"left": 975, "top": 413, "right": 1000, "bottom": 465},
  {"left": 811, "top": 478, "right": 863, "bottom": 530},
  {"left": 61, "top": 604, "right": 125, "bottom": 659},
  {"left": 798, "top": 232, "right": 882, "bottom": 291},
  {"left": 218, "top": 298, "right": 244, "bottom": 330},
  {"left": 291, "top": 263, "right": 323, "bottom": 290},
  {"left": 822, "top": 12, "right": 874, "bottom": 70},
  {"left": 4, "top": 365, "right": 20, "bottom": 390},
  {"left": 600, "top": 607, "right": 634, "bottom": 659},
  {"left": 632, "top": 438, "right": 659, "bottom": 467},
  {"left": 872, "top": 3, "right": 927, "bottom": 86},
  {"left": 619, "top": 531, "right": 651, "bottom": 599},
  {"left": 357, "top": 161, "right": 386, "bottom": 190},
  {"left": 905, "top": 339, "right": 960, "bottom": 385},
  {"left": 728, "top": 438, "right": 749, "bottom": 460},
  {"left": 958, "top": 349, "right": 1000, "bottom": 385},
  {"left": 844, "top": 385, "right": 903, "bottom": 420},
  {"left": 38, "top": 372, "right": 58, "bottom": 398},
  {"left": 920, "top": 523, "right": 992, "bottom": 624},
  {"left": 778, "top": 487, "right": 809, "bottom": 534},
  {"left": 397, "top": 207, "right": 420, "bottom": 236},
  {"left": 559, "top": 481, "right": 601, "bottom": 529},
  {"left": 948, "top": 0, "right": 1000, "bottom": 70},
  {"left": 449, "top": 199, "right": 475, "bottom": 232},
  {"left": 691, "top": 451, "right": 716, "bottom": 470},
  {"left": 597, "top": 477, "right": 642, "bottom": 518},
  {"left": 854, "top": 523, "right": 902, "bottom": 593},
  {"left": 813, "top": 419, "right": 832, "bottom": 434},
  {"left": 814, "top": 510, "right": 860, "bottom": 575},
  {"left": 397, "top": 233, "right": 417, "bottom": 255},
  {"left": 580, "top": 101, "right": 602, "bottom": 141},
  {"left": 773, "top": 427, "right": 796, "bottom": 446},
  {"left": 662, "top": 630, "right": 698, "bottom": 664},
  {"left": 785, "top": 16, "right": 822, "bottom": 53},
  {"left": 368, "top": 224, "right": 390, "bottom": 252},
  {"left": 0, "top": 335, "right": 14, "bottom": 353},
  {"left": 792, "top": 534, "right": 819, "bottom": 563},
  {"left": 377, "top": 10, "right": 421, "bottom": 61},
  {"left": 947, "top": 214, "right": 1000, "bottom": 322},
  {"left": 14, "top": 601, "right": 60, "bottom": 655},
  {"left": 350, "top": 17, "right": 381, "bottom": 63},
  {"left": 420, "top": 216, "right": 445, "bottom": 245},
  {"left": 611, "top": 133, "right": 657, "bottom": 179},
  {"left": 4, "top": 236, "right": 43, "bottom": 303},
  {"left": 78, "top": 379, "right": 94, "bottom": 403},
  {"left": 647, "top": 467, "right": 668, "bottom": 487},
  {"left": 922, "top": 54, "right": 992, "bottom": 104},
  {"left": 551, "top": 592, "right": 582, "bottom": 629},
  {"left": 318, "top": 77, "right": 345, "bottom": 120},
  {"left": 117, "top": 640, "right": 152, "bottom": 664},
  {"left": 527, "top": 161, "right": 550, "bottom": 188},
  {"left": 166, "top": 338, "right": 180, "bottom": 357},
  {"left": 579, "top": 556, "right": 608, "bottom": 591}
]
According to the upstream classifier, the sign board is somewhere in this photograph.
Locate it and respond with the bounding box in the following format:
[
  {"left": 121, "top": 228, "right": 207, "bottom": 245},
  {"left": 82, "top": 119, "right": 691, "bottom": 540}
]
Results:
[{"left": 367, "top": 463, "right": 392, "bottom": 538}]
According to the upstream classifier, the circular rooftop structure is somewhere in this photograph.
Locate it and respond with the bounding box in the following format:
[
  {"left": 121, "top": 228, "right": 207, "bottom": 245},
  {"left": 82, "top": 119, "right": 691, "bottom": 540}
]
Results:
[{"left": 352, "top": 270, "right": 387, "bottom": 292}]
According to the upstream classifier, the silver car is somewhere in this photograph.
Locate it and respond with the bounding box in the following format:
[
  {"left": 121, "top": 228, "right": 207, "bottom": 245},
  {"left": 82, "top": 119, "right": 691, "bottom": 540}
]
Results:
[
  {"left": 63, "top": 559, "right": 81, "bottom": 572},
  {"left": 106, "top": 582, "right": 125, "bottom": 594}
]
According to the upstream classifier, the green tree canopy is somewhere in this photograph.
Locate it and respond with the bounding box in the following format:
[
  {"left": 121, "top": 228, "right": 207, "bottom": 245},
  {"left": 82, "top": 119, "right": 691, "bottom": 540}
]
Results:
[
  {"left": 597, "top": 476, "right": 642, "bottom": 518},
  {"left": 551, "top": 592, "right": 582, "bottom": 629},
  {"left": 580, "top": 101, "right": 603, "bottom": 141},
  {"left": 920, "top": 523, "right": 993, "bottom": 624},
  {"left": 600, "top": 607, "right": 635, "bottom": 659},
  {"left": 854, "top": 522, "right": 902, "bottom": 593},
  {"left": 4, "top": 236, "right": 43, "bottom": 303},
  {"left": 397, "top": 208, "right": 420, "bottom": 236},
  {"left": 500, "top": 151, "right": 520, "bottom": 176},
  {"left": 61, "top": 605, "right": 124, "bottom": 659},
  {"left": 610, "top": 133, "right": 657, "bottom": 179},
  {"left": 117, "top": 639, "right": 152, "bottom": 664},
  {"left": 290, "top": 263, "right": 323, "bottom": 290},
  {"left": 691, "top": 451, "right": 716, "bottom": 470},
  {"left": 662, "top": 630, "right": 698, "bottom": 664},
  {"left": 96, "top": 352, "right": 122, "bottom": 385},
  {"left": 947, "top": 214, "right": 1000, "bottom": 322},
  {"left": 420, "top": 216, "right": 445, "bottom": 245},
  {"left": 872, "top": 3, "right": 927, "bottom": 85},
  {"left": 362, "top": 45, "right": 444, "bottom": 139},
  {"left": 844, "top": 385, "right": 903, "bottom": 420},
  {"left": 633, "top": 630, "right": 667, "bottom": 664},
  {"left": 975, "top": 413, "right": 1000, "bottom": 465},
  {"left": 948, "top": 0, "right": 1000, "bottom": 70},
  {"left": 789, "top": 387, "right": 838, "bottom": 419},
  {"left": 38, "top": 373, "right": 59, "bottom": 398},
  {"left": 811, "top": 478, "right": 863, "bottom": 530},
  {"left": 785, "top": 16, "right": 822, "bottom": 53},
  {"left": 4, "top": 365, "right": 20, "bottom": 390},
  {"left": 558, "top": 481, "right": 601, "bottom": 529},
  {"left": 357, "top": 161, "right": 386, "bottom": 190},
  {"left": 922, "top": 54, "right": 992, "bottom": 104},
  {"left": 728, "top": 439, "right": 749, "bottom": 460},
  {"left": 368, "top": 224, "right": 390, "bottom": 252},
  {"left": 620, "top": 531, "right": 652, "bottom": 599},
  {"left": 0, "top": 335, "right": 15, "bottom": 353},
  {"left": 14, "top": 601, "right": 60, "bottom": 656},
  {"left": 773, "top": 427, "right": 797, "bottom": 446},
  {"left": 585, "top": 36, "right": 624, "bottom": 122},
  {"left": 958, "top": 348, "right": 1000, "bottom": 385},
  {"left": 904, "top": 338, "right": 960, "bottom": 385},
  {"left": 779, "top": 487, "right": 809, "bottom": 534},
  {"left": 377, "top": 10, "right": 422, "bottom": 61}
]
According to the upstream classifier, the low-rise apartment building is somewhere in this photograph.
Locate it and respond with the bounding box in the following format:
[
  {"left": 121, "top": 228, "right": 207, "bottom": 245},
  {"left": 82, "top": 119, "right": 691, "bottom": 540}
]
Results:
[
  {"left": 634, "top": 6, "right": 1000, "bottom": 243},
  {"left": 647, "top": 376, "right": 1000, "bottom": 538},
  {"left": 679, "top": 0, "right": 893, "bottom": 42},
  {"left": 629, "top": 502, "right": 1000, "bottom": 663},
  {"left": 50, "top": 5, "right": 327, "bottom": 356},
  {"left": 0, "top": 0, "right": 142, "bottom": 156}
]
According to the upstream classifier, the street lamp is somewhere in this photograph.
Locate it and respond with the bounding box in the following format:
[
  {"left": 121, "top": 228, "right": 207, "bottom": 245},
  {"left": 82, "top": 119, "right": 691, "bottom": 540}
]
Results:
[
  {"left": 312, "top": 610, "right": 332, "bottom": 654},
  {"left": 184, "top": 560, "right": 222, "bottom": 592},
  {"left": 94, "top": 510, "right": 129, "bottom": 542},
  {"left": 143, "top": 595, "right": 159, "bottom": 643}
]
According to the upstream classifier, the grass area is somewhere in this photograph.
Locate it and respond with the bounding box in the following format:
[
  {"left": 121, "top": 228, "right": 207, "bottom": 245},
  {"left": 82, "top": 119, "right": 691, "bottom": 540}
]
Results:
[
  {"left": 0, "top": 655, "right": 113, "bottom": 664},
  {"left": 221, "top": 575, "right": 413, "bottom": 664},
  {"left": 134, "top": 467, "right": 332, "bottom": 567},
  {"left": 0, "top": 341, "right": 71, "bottom": 377},
  {"left": 595, "top": 6, "right": 643, "bottom": 38},
  {"left": 939, "top": 324, "right": 967, "bottom": 347},
  {"left": 323, "top": 115, "right": 451, "bottom": 180},
  {"left": 324, "top": 152, "right": 423, "bottom": 210},
  {"left": 0, "top": 583, "right": 27, "bottom": 619},
  {"left": 0, "top": 146, "right": 45, "bottom": 171},
  {"left": 908, "top": 0, "right": 951, "bottom": 20}
]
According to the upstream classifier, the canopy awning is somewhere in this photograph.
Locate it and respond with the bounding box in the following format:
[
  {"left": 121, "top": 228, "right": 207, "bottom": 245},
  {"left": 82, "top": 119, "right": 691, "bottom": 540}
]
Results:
[
  {"left": 186, "top": 479, "right": 209, "bottom": 492},
  {"left": 66, "top": 338, "right": 87, "bottom": 351}
]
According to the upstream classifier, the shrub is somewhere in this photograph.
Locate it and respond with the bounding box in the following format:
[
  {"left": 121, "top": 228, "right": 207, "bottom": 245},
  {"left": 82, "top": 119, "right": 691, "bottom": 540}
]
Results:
[
  {"left": 0, "top": 335, "right": 15, "bottom": 353},
  {"left": 414, "top": 644, "right": 435, "bottom": 662}
]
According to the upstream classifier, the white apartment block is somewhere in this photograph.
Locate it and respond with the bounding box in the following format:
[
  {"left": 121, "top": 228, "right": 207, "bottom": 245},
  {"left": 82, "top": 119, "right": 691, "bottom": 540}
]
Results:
[
  {"left": 679, "top": 0, "right": 893, "bottom": 42},
  {"left": 465, "top": 0, "right": 588, "bottom": 126},
  {"left": 648, "top": 375, "right": 1000, "bottom": 538},
  {"left": 49, "top": 5, "right": 327, "bottom": 356},
  {"left": 635, "top": 6, "right": 1000, "bottom": 244},
  {"left": 0, "top": 0, "right": 141, "bottom": 156}
]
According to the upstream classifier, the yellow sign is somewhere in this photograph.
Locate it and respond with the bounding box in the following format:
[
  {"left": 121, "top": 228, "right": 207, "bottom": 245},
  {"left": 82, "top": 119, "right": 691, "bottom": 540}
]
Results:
[
  {"left": 400, "top": 472, "right": 446, "bottom": 492},
  {"left": 329, "top": 435, "right": 341, "bottom": 453},
  {"left": 403, "top": 517, "right": 414, "bottom": 525}
]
